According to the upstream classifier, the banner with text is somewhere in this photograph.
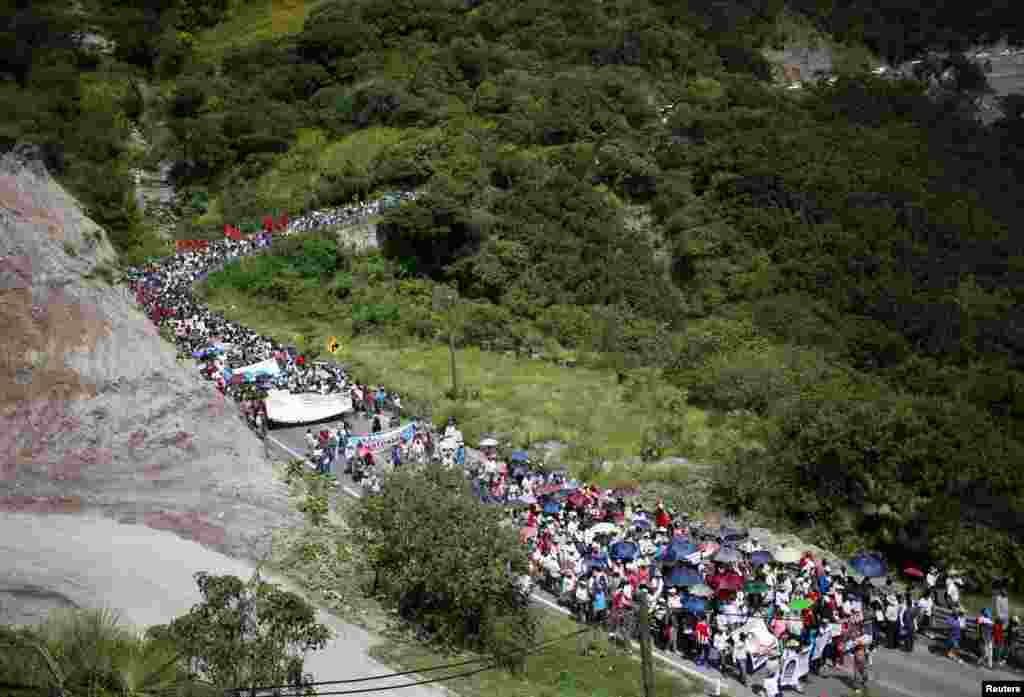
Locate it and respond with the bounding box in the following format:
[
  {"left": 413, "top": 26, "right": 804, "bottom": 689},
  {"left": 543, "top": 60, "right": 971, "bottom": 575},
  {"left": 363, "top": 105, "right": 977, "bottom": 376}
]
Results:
[
  {"left": 232, "top": 358, "right": 282, "bottom": 380},
  {"left": 348, "top": 422, "right": 417, "bottom": 452}
]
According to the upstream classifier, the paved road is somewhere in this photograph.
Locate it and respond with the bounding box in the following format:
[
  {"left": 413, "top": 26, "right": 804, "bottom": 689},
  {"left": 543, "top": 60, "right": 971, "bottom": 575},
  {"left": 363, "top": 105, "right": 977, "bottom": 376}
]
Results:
[
  {"left": 265, "top": 415, "right": 1018, "bottom": 697},
  {"left": 0, "top": 511, "right": 446, "bottom": 697}
]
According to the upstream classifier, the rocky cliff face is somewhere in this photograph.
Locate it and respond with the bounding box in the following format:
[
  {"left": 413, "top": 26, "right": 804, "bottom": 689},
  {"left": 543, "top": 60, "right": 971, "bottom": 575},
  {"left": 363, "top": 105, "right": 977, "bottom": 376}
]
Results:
[{"left": 0, "top": 144, "right": 298, "bottom": 562}]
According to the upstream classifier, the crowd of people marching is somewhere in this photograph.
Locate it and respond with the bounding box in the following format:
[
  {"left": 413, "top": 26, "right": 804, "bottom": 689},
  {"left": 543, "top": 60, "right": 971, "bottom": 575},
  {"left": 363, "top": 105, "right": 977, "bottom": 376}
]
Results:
[
  {"left": 126, "top": 195, "right": 427, "bottom": 492},
  {"left": 285, "top": 191, "right": 417, "bottom": 235},
  {"left": 129, "top": 193, "right": 1019, "bottom": 695},
  {"left": 467, "top": 447, "right": 1020, "bottom": 692}
]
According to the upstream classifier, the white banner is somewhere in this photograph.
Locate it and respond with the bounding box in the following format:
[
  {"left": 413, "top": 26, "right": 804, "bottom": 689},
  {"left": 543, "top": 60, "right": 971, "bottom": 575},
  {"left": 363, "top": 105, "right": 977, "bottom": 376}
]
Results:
[
  {"left": 266, "top": 390, "right": 352, "bottom": 424},
  {"left": 234, "top": 358, "right": 281, "bottom": 379}
]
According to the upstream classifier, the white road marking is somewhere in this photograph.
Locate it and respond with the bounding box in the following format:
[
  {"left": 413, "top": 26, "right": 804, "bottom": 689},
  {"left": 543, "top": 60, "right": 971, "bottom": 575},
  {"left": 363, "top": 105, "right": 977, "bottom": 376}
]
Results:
[{"left": 267, "top": 434, "right": 306, "bottom": 460}]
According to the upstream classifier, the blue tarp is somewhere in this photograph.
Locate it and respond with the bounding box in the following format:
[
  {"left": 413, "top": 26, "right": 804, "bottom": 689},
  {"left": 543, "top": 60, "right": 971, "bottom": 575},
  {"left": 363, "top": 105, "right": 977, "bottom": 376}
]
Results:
[{"left": 665, "top": 566, "right": 703, "bottom": 588}]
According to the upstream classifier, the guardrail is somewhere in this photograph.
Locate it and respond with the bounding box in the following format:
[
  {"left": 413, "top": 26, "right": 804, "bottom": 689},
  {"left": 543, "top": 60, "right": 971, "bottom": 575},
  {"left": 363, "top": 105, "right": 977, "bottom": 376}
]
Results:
[{"left": 925, "top": 605, "right": 1022, "bottom": 661}]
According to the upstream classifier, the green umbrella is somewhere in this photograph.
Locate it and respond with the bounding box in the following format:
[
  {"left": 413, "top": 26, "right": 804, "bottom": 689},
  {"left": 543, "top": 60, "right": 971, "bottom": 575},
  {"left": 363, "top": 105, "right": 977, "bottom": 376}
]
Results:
[
  {"left": 790, "top": 597, "right": 813, "bottom": 610},
  {"left": 745, "top": 581, "right": 769, "bottom": 594},
  {"left": 690, "top": 584, "right": 715, "bottom": 598}
]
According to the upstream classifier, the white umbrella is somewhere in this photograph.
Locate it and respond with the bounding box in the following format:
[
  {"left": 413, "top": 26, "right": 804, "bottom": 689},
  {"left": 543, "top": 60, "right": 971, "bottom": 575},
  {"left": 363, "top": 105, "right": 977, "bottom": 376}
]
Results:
[
  {"left": 589, "top": 522, "right": 620, "bottom": 535},
  {"left": 773, "top": 544, "right": 801, "bottom": 565},
  {"left": 479, "top": 437, "right": 499, "bottom": 447}
]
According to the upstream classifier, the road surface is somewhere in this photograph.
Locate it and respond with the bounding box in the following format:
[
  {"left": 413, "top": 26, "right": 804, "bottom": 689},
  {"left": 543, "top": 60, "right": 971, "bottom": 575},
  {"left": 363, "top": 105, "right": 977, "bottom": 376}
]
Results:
[
  {"left": 0, "top": 510, "right": 446, "bottom": 697},
  {"left": 267, "top": 412, "right": 1019, "bottom": 697}
]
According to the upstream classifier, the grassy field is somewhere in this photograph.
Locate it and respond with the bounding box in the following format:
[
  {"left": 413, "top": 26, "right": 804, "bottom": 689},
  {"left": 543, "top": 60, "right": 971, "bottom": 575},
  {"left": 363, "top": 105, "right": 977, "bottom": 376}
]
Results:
[
  {"left": 201, "top": 287, "right": 732, "bottom": 492},
  {"left": 370, "top": 608, "right": 704, "bottom": 697}
]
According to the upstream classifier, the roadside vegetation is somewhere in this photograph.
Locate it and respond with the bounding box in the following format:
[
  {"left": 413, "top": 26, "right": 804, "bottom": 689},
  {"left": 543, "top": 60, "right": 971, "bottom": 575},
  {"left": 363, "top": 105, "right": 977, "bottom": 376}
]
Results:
[
  {"left": 0, "top": 573, "right": 329, "bottom": 697},
  {"left": 270, "top": 459, "right": 702, "bottom": 697}
]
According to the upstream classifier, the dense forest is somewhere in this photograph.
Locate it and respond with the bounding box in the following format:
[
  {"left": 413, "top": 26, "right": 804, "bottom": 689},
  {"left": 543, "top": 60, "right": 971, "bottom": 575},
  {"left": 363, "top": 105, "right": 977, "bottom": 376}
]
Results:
[{"left": 5, "top": 0, "right": 1024, "bottom": 587}]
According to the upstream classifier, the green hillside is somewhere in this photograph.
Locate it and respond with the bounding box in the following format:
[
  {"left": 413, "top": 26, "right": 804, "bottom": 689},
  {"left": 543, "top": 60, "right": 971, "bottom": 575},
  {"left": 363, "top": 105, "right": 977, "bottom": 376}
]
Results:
[{"left": 5, "top": 0, "right": 1024, "bottom": 590}]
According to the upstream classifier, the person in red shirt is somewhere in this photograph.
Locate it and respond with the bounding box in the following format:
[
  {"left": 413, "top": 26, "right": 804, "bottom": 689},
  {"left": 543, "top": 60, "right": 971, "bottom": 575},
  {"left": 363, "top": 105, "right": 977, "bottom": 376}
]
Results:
[
  {"left": 655, "top": 500, "right": 671, "bottom": 529},
  {"left": 695, "top": 616, "right": 711, "bottom": 665}
]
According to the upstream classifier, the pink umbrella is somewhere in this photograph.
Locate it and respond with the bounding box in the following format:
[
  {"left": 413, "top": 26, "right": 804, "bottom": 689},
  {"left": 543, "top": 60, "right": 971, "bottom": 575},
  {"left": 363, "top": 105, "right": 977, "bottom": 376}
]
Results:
[
  {"left": 568, "top": 492, "right": 589, "bottom": 508},
  {"left": 699, "top": 542, "right": 720, "bottom": 554},
  {"left": 714, "top": 574, "right": 745, "bottom": 592},
  {"left": 520, "top": 526, "right": 538, "bottom": 543}
]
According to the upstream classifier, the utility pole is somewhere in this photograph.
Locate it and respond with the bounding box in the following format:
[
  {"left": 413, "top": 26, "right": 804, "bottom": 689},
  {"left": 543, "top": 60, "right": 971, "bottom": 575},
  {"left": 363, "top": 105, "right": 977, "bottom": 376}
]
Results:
[
  {"left": 432, "top": 285, "right": 459, "bottom": 398},
  {"left": 637, "top": 590, "right": 654, "bottom": 697}
]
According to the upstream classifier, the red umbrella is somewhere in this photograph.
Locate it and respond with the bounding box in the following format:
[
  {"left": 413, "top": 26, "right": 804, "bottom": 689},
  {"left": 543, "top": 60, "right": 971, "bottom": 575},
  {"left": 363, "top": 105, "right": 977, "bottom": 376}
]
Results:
[
  {"left": 713, "top": 574, "right": 745, "bottom": 592},
  {"left": 903, "top": 566, "right": 925, "bottom": 578},
  {"left": 568, "top": 492, "right": 589, "bottom": 507}
]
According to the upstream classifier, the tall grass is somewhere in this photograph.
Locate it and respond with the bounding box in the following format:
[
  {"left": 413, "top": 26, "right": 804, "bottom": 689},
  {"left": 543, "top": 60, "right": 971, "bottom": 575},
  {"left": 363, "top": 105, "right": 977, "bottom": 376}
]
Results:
[
  {"left": 202, "top": 287, "right": 728, "bottom": 485},
  {"left": 371, "top": 608, "right": 703, "bottom": 697}
]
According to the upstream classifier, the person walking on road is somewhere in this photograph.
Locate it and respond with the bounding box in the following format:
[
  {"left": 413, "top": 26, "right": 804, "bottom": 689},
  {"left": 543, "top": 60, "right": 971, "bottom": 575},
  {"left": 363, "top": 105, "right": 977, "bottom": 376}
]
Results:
[
  {"left": 916, "top": 593, "right": 933, "bottom": 636},
  {"left": 852, "top": 638, "right": 870, "bottom": 694},
  {"left": 947, "top": 607, "right": 965, "bottom": 663},
  {"left": 885, "top": 593, "right": 900, "bottom": 649},
  {"left": 899, "top": 592, "right": 915, "bottom": 652},
  {"left": 978, "top": 608, "right": 995, "bottom": 669}
]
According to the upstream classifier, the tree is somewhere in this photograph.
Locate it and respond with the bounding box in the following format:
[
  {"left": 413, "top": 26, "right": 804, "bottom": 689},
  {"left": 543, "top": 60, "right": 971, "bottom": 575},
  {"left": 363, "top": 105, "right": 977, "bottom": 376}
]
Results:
[
  {"left": 2, "top": 608, "right": 212, "bottom": 697},
  {"left": 148, "top": 571, "right": 332, "bottom": 691},
  {"left": 347, "top": 464, "right": 538, "bottom": 660}
]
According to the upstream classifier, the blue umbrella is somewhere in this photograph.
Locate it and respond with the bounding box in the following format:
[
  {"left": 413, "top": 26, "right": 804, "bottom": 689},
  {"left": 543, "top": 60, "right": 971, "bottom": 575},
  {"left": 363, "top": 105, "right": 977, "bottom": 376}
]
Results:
[
  {"left": 683, "top": 597, "right": 708, "bottom": 615},
  {"left": 610, "top": 541, "right": 639, "bottom": 562},
  {"left": 543, "top": 500, "right": 561, "bottom": 515},
  {"left": 750, "top": 550, "right": 774, "bottom": 566},
  {"left": 849, "top": 553, "right": 887, "bottom": 578},
  {"left": 720, "top": 528, "right": 748, "bottom": 544},
  {"left": 633, "top": 518, "right": 652, "bottom": 530},
  {"left": 658, "top": 539, "right": 697, "bottom": 563},
  {"left": 665, "top": 566, "right": 703, "bottom": 588},
  {"left": 510, "top": 451, "right": 529, "bottom": 462}
]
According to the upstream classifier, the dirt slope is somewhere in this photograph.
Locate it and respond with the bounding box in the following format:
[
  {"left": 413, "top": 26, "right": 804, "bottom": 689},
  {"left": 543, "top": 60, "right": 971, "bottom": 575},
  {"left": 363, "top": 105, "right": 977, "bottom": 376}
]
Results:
[{"left": 0, "top": 143, "right": 299, "bottom": 566}]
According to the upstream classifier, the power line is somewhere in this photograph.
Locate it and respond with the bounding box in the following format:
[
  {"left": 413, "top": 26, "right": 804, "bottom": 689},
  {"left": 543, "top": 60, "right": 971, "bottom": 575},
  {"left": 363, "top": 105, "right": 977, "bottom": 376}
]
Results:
[
  {"left": 276, "top": 663, "right": 497, "bottom": 697},
  {"left": 225, "top": 626, "right": 591, "bottom": 696}
]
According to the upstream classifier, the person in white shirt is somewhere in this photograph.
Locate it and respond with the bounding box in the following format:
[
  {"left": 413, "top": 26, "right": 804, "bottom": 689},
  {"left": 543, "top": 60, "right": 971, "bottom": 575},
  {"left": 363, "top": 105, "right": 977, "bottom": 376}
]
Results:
[
  {"left": 926, "top": 567, "right": 939, "bottom": 599},
  {"left": 916, "top": 595, "right": 933, "bottom": 633},
  {"left": 946, "top": 576, "right": 961, "bottom": 608}
]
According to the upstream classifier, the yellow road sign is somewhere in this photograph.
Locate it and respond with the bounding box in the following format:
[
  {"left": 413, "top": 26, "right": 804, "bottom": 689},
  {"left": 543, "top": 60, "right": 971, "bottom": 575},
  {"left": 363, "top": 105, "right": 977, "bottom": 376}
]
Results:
[{"left": 327, "top": 336, "right": 340, "bottom": 354}]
